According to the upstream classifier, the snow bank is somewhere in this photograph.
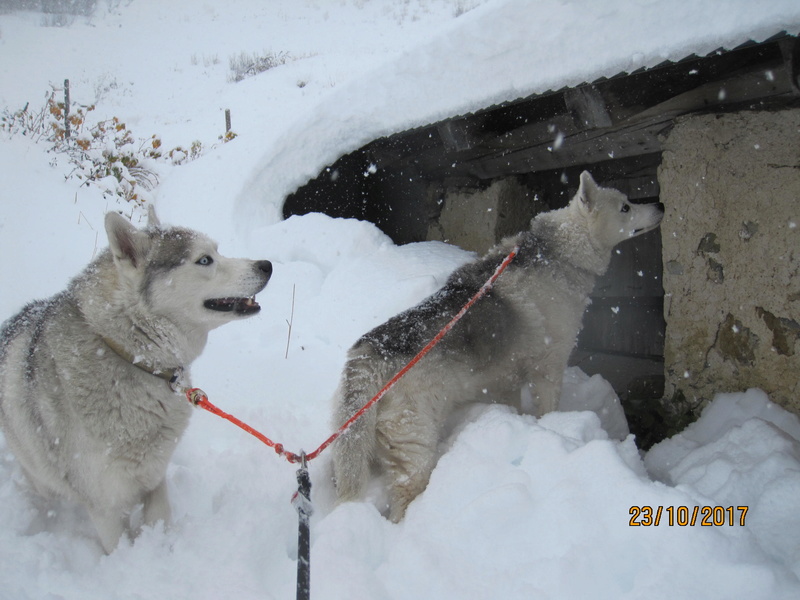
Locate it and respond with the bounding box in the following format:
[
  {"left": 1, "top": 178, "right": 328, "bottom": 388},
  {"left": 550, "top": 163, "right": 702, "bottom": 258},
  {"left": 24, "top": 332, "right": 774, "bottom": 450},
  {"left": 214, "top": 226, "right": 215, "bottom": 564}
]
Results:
[
  {"left": 314, "top": 400, "right": 798, "bottom": 600},
  {"left": 4, "top": 210, "right": 799, "bottom": 599},
  {"left": 646, "top": 389, "right": 800, "bottom": 578}
]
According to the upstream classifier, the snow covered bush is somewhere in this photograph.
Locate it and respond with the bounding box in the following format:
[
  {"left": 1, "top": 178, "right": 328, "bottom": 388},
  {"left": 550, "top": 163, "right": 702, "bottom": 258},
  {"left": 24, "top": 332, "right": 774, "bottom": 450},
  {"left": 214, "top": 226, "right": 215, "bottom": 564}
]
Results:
[
  {"left": 0, "top": 93, "right": 52, "bottom": 142},
  {"left": 1, "top": 89, "right": 158, "bottom": 203},
  {"left": 67, "top": 116, "right": 162, "bottom": 203},
  {"left": 1, "top": 88, "right": 237, "bottom": 204},
  {"left": 228, "top": 50, "right": 291, "bottom": 82}
]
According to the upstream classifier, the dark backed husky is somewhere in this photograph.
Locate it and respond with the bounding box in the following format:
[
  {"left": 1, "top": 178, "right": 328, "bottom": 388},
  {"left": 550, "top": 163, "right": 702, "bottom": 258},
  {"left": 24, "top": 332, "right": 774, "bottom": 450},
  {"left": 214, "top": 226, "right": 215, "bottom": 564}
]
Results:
[
  {"left": 0, "top": 208, "right": 272, "bottom": 552},
  {"left": 332, "top": 171, "right": 663, "bottom": 521}
]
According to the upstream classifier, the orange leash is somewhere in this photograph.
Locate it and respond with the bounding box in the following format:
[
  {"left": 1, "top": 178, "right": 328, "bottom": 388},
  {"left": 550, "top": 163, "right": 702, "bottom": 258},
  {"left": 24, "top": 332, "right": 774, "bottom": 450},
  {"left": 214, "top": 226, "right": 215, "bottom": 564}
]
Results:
[{"left": 179, "top": 245, "right": 518, "bottom": 600}]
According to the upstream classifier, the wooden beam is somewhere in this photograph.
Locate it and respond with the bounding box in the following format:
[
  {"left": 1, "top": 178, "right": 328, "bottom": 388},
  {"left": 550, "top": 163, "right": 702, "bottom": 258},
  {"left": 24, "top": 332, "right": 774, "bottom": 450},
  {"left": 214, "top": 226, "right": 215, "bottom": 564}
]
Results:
[
  {"left": 564, "top": 84, "right": 613, "bottom": 129},
  {"left": 437, "top": 117, "right": 487, "bottom": 152},
  {"left": 452, "top": 57, "right": 794, "bottom": 179},
  {"left": 623, "top": 56, "right": 792, "bottom": 124},
  {"left": 778, "top": 37, "right": 800, "bottom": 93},
  {"left": 460, "top": 118, "right": 669, "bottom": 179}
]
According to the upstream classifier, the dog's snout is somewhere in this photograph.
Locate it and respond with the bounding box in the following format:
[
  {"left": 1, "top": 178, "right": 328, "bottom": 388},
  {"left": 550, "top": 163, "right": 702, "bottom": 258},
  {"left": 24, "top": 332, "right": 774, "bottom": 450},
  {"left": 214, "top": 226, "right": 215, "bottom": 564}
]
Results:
[{"left": 256, "top": 260, "right": 273, "bottom": 279}]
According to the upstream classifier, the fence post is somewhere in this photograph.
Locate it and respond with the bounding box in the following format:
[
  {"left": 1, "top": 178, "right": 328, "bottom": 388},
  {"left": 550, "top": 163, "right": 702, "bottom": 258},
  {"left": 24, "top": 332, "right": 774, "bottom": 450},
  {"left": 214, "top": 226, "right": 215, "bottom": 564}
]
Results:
[{"left": 64, "top": 79, "right": 70, "bottom": 139}]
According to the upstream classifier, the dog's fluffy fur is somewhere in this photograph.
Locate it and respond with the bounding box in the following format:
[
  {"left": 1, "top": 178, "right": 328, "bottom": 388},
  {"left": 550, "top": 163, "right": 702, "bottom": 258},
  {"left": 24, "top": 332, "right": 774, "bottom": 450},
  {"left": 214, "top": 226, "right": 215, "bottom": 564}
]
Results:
[
  {"left": 332, "top": 171, "right": 663, "bottom": 521},
  {"left": 0, "top": 209, "right": 272, "bottom": 552}
]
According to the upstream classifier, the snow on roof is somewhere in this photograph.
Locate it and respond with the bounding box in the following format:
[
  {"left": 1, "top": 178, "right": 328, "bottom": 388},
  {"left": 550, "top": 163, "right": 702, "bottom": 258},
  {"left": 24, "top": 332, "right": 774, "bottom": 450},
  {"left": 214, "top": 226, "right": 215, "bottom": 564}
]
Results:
[{"left": 224, "top": 0, "right": 800, "bottom": 236}]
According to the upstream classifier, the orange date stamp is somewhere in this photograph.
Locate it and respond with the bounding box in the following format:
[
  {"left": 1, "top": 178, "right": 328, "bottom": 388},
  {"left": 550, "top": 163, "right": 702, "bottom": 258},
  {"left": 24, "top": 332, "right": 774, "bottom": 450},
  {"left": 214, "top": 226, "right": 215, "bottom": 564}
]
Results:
[{"left": 629, "top": 505, "right": 749, "bottom": 527}]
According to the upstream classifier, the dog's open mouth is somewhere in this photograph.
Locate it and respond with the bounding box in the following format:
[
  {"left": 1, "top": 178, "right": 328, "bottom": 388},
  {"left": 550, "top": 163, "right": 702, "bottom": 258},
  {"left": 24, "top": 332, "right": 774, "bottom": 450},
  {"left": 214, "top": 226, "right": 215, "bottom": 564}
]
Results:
[
  {"left": 630, "top": 220, "right": 664, "bottom": 237},
  {"left": 204, "top": 297, "right": 261, "bottom": 315},
  {"left": 632, "top": 225, "right": 658, "bottom": 236}
]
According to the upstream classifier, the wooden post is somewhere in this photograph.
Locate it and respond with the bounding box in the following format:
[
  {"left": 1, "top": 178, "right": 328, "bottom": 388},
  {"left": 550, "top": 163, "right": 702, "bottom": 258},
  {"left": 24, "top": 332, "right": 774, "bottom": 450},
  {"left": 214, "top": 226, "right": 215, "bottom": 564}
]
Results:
[
  {"left": 225, "top": 108, "right": 231, "bottom": 133},
  {"left": 64, "top": 79, "right": 71, "bottom": 139}
]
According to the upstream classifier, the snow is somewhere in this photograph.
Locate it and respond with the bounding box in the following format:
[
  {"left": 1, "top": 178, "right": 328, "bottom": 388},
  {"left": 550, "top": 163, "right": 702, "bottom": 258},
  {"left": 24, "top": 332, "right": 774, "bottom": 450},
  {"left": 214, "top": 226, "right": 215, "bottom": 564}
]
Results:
[{"left": 1, "top": 1, "right": 800, "bottom": 599}]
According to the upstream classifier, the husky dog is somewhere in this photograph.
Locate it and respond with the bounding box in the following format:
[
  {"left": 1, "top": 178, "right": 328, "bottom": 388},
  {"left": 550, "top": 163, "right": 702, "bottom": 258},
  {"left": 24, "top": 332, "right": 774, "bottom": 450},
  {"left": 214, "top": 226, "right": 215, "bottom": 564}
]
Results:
[
  {"left": 0, "top": 208, "right": 272, "bottom": 552},
  {"left": 332, "top": 171, "right": 663, "bottom": 521}
]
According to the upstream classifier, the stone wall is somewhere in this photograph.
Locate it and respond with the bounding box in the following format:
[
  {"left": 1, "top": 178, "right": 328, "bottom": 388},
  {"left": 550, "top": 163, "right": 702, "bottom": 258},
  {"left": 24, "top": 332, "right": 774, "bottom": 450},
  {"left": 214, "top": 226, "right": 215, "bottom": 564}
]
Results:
[
  {"left": 426, "top": 178, "right": 543, "bottom": 254},
  {"left": 659, "top": 108, "right": 800, "bottom": 412}
]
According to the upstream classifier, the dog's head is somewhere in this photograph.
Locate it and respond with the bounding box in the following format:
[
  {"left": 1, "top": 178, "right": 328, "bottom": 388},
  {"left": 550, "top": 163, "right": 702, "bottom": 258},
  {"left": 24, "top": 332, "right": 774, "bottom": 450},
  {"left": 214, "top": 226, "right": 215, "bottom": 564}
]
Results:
[
  {"left": 574, "top": 171, "right": 663, "bottom": 250},
  {"left": 104, "top": 210, "right": 272, "bottom": 333}
]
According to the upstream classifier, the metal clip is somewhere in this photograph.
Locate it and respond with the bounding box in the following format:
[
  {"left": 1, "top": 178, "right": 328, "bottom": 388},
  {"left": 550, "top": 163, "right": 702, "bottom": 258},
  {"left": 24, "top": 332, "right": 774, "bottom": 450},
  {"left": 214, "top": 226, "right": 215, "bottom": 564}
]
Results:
[
  {"left": 186, "top": 387, "right": 208, "bottom": 406},
  {"left": 292, "top": 452, "right": 313, "bottom": 518},
  {"left": 168, "top": 367, "right": 185, "bottom": 393}
]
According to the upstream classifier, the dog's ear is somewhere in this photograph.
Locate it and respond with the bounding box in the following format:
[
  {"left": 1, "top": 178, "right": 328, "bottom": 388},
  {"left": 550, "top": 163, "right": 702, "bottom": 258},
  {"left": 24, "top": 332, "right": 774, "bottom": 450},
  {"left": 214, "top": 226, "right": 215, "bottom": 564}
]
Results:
[
  {"left": 146, "top": 204, "right": 161, "bottom": 229},
  {"left": 105, "top": 212, "right": 151, "bottom": 269},
  {"left": 577, "top": 171, "right": 599, "bottom": 212}
]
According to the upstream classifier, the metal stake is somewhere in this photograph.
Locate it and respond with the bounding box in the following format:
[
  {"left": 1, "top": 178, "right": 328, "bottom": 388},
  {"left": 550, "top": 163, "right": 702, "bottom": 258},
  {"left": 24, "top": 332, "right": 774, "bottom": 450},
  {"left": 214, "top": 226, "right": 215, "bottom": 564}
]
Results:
[{"left": 293, "top": 453, "right": 312, "bottom": 600}]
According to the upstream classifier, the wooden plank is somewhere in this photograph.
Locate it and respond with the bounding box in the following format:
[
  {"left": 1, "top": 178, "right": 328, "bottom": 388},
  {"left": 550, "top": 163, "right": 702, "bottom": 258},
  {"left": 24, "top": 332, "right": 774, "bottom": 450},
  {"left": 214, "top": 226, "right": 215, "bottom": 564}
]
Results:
[
  {"left": 621, "top": 56, "right": 791, "bottom": 124},
  {"left": 440, "top": 56, "right": 793, "bottom": 179},
  {"left": 462, "top": 118, "right": 669, "bottom": 179}
]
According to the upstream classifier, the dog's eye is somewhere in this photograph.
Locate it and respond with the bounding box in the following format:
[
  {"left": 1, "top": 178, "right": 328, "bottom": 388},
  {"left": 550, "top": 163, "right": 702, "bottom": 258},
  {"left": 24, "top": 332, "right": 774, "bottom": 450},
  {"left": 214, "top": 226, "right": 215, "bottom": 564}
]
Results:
[
  {"left": 621, "top": 204, "right": 631, "bottom": 213},
  {"left": 196, "top": 255, "right": 214, "bottom": 266}
]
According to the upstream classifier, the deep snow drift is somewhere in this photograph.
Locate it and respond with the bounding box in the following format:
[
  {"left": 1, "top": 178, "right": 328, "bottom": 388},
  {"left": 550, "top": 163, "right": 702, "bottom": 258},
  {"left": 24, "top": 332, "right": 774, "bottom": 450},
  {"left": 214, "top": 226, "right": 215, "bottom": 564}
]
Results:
[{"left": 1, "top": 1, "right": 800, "bottom": 599}]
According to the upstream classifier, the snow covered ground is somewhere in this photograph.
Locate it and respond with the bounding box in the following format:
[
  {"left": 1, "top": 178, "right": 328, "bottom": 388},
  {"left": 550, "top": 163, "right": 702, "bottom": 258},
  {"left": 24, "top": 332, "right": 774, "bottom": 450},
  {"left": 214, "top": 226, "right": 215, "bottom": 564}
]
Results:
[{"left": 1, "top": 1, "right": 800, "bottom": 598}]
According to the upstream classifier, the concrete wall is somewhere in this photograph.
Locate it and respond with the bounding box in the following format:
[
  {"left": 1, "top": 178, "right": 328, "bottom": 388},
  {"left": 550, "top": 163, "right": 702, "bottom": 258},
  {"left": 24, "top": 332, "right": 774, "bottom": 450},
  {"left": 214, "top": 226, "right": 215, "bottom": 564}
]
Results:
[
  {"left": 426, "top": 178, "right": 542, "bottom": 254},
  {"left": 659, "top": 108, "right": 800, "bottom": 412}
]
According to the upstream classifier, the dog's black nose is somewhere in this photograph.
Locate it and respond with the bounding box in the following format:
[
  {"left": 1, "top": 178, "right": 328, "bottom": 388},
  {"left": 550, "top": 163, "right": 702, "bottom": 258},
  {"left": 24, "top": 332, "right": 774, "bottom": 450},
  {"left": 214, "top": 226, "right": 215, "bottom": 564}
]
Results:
[{"left": 256, "top": 260, "right": 273, "bottom": 279}]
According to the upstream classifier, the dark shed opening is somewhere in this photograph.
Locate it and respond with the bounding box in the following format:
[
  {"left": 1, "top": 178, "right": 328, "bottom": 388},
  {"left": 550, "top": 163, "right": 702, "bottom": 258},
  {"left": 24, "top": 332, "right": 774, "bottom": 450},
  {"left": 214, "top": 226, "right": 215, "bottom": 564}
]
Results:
[{"left": 283, "top": 33, "right": 799, "bottom": 446}]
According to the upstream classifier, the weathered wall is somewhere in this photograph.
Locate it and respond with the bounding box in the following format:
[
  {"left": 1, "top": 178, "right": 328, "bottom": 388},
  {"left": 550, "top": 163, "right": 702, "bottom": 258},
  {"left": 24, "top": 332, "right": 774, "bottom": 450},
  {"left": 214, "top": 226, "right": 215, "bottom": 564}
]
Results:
[
  {"left": 426, "top": 178, "right": 542, "bottom": 254},
  {"left": 659, "top": 108, "right": 800, "bottom": 412}
]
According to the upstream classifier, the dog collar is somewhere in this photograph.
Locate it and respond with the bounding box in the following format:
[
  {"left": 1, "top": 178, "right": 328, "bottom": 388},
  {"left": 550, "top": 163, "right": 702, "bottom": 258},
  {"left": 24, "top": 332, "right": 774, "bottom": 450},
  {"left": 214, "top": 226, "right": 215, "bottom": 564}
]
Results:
[{"left": 100, "top": 336, "right": 185, "bottom": 392}]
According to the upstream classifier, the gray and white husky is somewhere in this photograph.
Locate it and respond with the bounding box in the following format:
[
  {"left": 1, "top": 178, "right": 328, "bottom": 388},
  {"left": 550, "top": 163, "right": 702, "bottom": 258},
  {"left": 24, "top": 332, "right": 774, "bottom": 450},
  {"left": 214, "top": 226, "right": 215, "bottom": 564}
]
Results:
[
  {"left": 332, "top": 171, "right": 663, "bottom": 521},
  {"left": 0, "top": 208, "right": 272, "bottom": 552}
]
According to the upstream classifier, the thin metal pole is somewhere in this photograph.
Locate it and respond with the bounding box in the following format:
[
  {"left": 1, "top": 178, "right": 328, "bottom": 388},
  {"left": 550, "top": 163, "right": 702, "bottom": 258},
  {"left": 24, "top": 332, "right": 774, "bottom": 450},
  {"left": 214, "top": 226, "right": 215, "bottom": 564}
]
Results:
[{"left": 293, "top": 454, "right": 312, "bottom": 600}]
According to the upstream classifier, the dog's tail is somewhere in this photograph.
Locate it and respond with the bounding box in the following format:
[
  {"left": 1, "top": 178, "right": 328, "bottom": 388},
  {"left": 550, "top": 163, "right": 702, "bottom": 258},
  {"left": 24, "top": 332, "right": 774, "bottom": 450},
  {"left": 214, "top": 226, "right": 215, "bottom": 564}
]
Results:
[{"left": 331, "top": 344, "right": 384, "bottom": 502}]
